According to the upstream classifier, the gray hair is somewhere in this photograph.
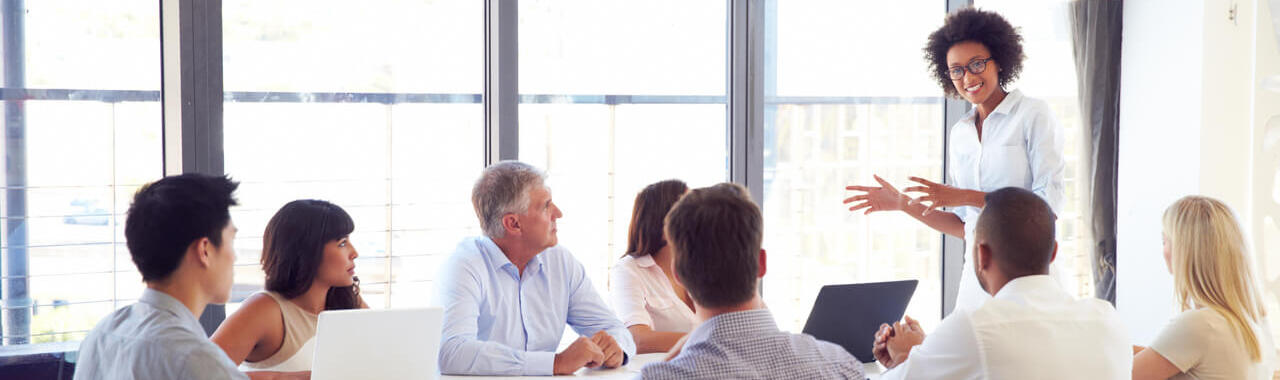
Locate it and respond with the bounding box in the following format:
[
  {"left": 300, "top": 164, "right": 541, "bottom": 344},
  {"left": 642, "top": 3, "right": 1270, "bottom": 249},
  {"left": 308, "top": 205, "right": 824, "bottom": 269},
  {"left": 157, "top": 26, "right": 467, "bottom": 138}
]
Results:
[{"left": 471, "top": 161, "right": 548, "bottom": 239}]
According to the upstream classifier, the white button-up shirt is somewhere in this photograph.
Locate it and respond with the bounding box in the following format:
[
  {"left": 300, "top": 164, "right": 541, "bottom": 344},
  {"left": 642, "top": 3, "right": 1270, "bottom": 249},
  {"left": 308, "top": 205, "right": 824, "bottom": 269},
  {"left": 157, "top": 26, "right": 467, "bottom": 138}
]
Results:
[
  {"left": 947, "top": 89, "right": 1066, "bottom": 311},
  {"left": 880, "top": 275, "right": 1131, "bottom": 380},
  {"left": 610, "top": 254, "right": 698, "bottom": 333},
  {"left": 74, "top": 288, "right": 248, "bottom": 380}
]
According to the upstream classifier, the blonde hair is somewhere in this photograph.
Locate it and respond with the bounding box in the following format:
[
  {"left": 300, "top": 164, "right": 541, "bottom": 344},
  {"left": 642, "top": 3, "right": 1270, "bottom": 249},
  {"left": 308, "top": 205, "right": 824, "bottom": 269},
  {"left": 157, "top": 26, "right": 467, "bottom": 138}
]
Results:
[{"left": 1162, "top": 196, "right": 1268, "bottom": 361}]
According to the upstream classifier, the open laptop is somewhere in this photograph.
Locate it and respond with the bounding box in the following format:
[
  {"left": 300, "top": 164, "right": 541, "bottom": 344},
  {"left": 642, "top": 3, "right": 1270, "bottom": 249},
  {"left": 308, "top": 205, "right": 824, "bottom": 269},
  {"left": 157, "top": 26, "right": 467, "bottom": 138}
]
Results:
[
  {"left": 311, "top": 307, "right": 443, "bottom": 380},
  {"left": 801, "top": 280, "right": 918, "bottom": 363}
]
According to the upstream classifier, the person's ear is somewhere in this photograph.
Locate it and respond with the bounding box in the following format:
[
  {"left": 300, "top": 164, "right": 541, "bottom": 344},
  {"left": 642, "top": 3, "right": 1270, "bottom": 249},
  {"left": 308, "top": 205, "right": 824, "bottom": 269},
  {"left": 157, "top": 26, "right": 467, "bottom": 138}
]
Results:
[
  {"left": 190, "top": 237, "right": 213, "bottom": 269},
  {"left": 757, "top": 249, "right": 767, "bottom": 278},
  {"left": 976, "top": 242, "right": 993, "bottom": 272},
  {"left": 501, "top": 213, "right": 521, "bottom": 237},
  {"left": 1049, "top": 241, "right": 1059, "bottom": 264}
]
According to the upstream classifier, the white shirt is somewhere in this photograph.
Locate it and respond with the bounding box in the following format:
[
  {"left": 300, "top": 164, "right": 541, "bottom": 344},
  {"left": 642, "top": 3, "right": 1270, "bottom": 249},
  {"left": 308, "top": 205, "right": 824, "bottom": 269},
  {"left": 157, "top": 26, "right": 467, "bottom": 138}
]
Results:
[
  {"left": 74, "top": 289, "right": 248, "bottom": 380},
  {"left": 610, "top": 255, "right": 698, "bottom": 333},
  {"left": 880, "top": 275, "right": 1131, "bottom": 380},
  {"left": 947, "top": 89, "right": 1066, "bottom": 311}
]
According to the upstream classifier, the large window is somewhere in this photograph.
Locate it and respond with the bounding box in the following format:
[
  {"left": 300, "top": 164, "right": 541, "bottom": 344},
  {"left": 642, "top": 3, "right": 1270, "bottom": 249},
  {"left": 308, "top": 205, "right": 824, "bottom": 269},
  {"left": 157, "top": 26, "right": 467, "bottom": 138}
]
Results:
[
  {"left": 762, "top": 0, "right": 946, "bottom": 332},
  {"left": 222, "top": 0, "right": 483, "bottom": 312},
  {"left": 0, "top": 0, "right": 1111, "bottom": 353},
  {"left": 0, "top": 1, "right": 161, "bottom": 344},
  {"left": 517, "top": 0, "right": 729, "bottom": 298},
  {"left": 974, "top": 0, "right": 1092, "bottom": 299}
]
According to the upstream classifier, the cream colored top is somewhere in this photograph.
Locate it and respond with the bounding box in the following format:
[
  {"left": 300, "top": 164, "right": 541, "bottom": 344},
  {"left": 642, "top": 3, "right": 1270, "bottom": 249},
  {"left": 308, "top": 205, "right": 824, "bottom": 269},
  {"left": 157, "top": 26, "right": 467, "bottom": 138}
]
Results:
[
  {"left": 241, "top": 291, "right": 319, "bottom": 372},
  {"left": 609, "top": 255, "right": 697, "bottom": 333},
  {"left": 1151, "top": 308, "right": 1278, "bottom": 380}
]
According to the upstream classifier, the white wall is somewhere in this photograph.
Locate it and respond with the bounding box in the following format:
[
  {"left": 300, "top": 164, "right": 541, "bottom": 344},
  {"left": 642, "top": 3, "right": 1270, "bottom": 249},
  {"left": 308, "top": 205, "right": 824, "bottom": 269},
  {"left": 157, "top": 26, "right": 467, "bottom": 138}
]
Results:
[
  {"left": 1118, "top": 0, "right": 1257, "bottom": 344},
  {"left": 1251, "top": 0, "right": 1280, "bottom": 355}
]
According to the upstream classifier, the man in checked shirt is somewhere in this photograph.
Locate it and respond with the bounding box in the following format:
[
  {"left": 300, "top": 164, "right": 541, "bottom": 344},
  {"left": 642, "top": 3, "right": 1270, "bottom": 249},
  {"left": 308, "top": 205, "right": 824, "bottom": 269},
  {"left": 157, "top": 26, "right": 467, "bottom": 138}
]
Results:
[{"left": 637, "top": 183, "right": 866, "bottom": 380}]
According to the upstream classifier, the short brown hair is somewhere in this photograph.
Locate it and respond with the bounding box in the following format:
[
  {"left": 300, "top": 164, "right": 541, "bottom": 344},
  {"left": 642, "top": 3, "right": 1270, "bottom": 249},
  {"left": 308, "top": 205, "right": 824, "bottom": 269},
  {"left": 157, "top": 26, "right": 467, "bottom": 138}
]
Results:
[
  {"left": 624, "top": 180, "right": 688, "bottom": 258},
  {"left": 665, "top": 184, "right": 763, "bottom": 309}
]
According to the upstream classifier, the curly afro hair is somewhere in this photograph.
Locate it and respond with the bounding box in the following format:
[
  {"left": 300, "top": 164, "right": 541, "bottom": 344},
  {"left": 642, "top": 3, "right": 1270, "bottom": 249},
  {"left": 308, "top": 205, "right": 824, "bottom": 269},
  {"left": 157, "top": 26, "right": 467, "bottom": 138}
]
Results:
[{"left": 924, "top": 8, "right": 1025, "bottom": 98}]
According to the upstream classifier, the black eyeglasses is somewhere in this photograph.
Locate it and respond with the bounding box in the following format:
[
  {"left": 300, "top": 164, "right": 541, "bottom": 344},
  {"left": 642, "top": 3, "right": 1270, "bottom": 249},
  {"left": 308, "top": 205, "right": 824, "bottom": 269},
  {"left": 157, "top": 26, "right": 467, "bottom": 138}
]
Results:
[{"left": 948, "top": 57, "right": 995, "bottom": 80}]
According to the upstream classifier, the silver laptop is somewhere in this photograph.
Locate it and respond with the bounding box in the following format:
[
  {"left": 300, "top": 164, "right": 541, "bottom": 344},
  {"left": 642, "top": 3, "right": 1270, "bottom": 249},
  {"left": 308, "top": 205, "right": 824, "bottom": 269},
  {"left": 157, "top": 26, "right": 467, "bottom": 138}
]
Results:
[{"left": 311, "top": 307, "right": 443, "bottom": 380}]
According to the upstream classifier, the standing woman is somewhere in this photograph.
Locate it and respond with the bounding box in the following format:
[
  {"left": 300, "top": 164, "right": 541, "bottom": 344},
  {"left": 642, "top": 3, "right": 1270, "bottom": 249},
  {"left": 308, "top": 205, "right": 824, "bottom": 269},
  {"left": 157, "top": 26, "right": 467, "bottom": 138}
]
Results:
[
  {"left": 212, "top": 199, "right": 368, "bottom": 372},
  {"left": 844, "top": 8, "right": 1064, "bottom": 311}
]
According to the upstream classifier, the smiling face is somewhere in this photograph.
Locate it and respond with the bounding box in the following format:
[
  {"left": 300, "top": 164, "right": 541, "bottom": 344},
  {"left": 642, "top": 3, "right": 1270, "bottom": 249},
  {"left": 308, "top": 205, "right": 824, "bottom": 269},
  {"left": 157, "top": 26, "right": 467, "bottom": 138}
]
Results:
[{"left": 946, "top": 41, "right": 1003, "bottom": 106}]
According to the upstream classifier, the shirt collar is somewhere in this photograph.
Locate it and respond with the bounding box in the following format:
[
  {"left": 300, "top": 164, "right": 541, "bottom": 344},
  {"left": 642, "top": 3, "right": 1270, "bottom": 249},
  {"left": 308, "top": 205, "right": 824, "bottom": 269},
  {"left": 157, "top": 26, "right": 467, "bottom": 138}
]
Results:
[
  {"left": 992, "top": 274, "right": 1066, "bottom": 302},
  {"left": 989, "top": 89, "right": 1023, "bottom": 116},
  {"left": 478, "top": 236, "right": 547, "bottom": 276},
  {"left": 684, "top": 308, "right": 777, "bottom": 346},
  {"left": 139, "top": 288, "right": 205, "bottom": 334},
  {"left": 633, "top": 254, "right": 657, "bottom": 268},
  {"left": 960, "top": 88, "right": 1024, "bottom": 122}
]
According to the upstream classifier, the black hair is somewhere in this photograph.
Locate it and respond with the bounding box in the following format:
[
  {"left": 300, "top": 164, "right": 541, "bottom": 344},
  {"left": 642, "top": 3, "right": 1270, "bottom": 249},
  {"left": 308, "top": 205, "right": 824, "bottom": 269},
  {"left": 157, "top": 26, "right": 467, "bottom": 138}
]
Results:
[
  {"left": 261, "top": 199, "right": 361, "bottom": 310},
  {"left": 974, "top": 187, "right": 1057, "bottom": 278},
  {"left": 924, "top": 8, "right": 1025, "bottom": 97},
  {"left": 125, "top": 174, "right": 239, "bottom": 282}
]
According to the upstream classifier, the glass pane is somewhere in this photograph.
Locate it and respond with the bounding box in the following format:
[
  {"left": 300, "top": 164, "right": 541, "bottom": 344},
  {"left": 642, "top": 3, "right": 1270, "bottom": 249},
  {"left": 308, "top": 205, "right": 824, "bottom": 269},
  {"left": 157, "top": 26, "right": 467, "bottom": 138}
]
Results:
[
  {"left": 518, "top": 0, "right": 729, "bottom": 298},
  {"left": 519, "top": 0, "right": 725, "bottom": 96},
  {"left": 763, "top": 0, "right": 945, "bottom": 332},
  {"left": 223, "top": 0, "right": 483, "bottom": 310},
  {"left": 1, "top": 1, "right": 161, "bottom": 345},
  {"left": 974, "top": 0, "right": 1092, "bottom": 299}
]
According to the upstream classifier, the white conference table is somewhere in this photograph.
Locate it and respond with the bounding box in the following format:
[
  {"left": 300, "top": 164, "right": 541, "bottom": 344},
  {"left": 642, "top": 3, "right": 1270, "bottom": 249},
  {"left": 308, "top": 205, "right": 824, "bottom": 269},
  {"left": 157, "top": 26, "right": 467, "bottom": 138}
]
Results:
[{"left": 438, "top": 353, "right": 885, "bottom": 379}]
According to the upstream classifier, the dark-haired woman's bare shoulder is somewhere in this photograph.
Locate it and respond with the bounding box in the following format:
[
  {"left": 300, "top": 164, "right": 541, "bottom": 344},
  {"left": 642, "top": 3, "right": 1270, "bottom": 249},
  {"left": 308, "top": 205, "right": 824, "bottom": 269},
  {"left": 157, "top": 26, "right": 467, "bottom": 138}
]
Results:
[{"left": 211, "top": 291, "right": 287, "bottom": 365}]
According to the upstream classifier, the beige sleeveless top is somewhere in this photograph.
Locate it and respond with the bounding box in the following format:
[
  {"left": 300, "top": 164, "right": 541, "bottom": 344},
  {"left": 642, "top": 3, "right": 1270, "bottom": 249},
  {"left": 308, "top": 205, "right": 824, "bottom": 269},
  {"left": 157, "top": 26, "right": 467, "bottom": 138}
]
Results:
[{"left": 241, "top": 291, "right": 319, "bottom": 372}]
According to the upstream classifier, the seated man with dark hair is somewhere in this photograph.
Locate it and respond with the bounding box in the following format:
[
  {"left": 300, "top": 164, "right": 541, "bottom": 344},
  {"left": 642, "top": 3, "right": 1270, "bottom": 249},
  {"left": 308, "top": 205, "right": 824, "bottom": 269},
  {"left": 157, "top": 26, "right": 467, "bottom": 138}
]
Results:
[
  {"left": 639, "top": 183, "right": 865, "bottom": 379},
  {"left": 874, "top": 187, "right": 1130, "bottom": 379},
  {"left": 76, "top": 174, "right": 295, "bottom": 380}
]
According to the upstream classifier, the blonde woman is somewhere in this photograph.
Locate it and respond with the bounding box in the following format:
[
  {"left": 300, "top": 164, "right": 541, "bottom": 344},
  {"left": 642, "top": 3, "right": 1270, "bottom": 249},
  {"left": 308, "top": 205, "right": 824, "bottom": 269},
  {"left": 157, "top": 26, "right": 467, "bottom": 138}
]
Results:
[{"left": 1133, "top": 196, "right": 1277, "bottom": 380}]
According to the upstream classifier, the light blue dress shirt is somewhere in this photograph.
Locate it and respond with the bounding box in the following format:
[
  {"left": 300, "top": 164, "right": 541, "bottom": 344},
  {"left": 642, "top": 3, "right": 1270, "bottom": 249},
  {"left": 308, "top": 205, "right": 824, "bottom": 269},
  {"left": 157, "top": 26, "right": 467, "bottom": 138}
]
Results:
[
  {"left": 946, "top": 89, "right": 1064, "bottom": 226},
  {"left": 74, "top": 288, "right": 248, "bottom": 380},
  {"left": 946, "top": 89, "right": 1066, "bottom": 311},
  {"left": 436, "top": 236, "right": 636, "bottom": 376}
]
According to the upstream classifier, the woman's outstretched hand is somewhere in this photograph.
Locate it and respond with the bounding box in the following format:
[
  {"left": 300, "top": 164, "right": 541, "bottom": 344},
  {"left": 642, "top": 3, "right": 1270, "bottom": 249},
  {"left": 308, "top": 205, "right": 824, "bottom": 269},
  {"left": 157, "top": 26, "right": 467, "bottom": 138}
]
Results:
[
  {"left": 845, "top": 175, "right": 908, "bottom": 214},
  {"left": 902, "top": 176, "right": 980, "bottom": 215}
]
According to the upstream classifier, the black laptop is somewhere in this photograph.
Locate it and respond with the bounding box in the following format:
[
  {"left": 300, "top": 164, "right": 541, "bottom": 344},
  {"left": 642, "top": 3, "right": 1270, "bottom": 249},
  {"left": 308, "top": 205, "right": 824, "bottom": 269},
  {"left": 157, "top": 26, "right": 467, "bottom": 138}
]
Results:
[{"left": 800, "top": 280, "right": 918, "bottom": 363}]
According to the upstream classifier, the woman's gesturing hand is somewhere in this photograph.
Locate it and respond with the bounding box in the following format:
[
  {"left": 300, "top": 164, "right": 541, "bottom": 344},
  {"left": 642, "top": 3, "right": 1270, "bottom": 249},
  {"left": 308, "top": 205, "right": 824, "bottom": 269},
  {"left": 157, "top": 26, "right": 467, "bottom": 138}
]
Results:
[
  {"left": 844, "top": 175, "right": 908, "bottom": 214},
  {"left": 902, "top": 176, "right": 980, "bottom": 215}
]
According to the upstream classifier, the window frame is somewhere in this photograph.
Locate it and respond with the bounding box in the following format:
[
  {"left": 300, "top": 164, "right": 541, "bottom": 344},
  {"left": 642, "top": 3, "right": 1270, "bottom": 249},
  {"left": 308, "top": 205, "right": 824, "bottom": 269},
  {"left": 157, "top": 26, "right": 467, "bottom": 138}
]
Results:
[{"left": 0, "top": 0, "right": 967, "bottom": 352}]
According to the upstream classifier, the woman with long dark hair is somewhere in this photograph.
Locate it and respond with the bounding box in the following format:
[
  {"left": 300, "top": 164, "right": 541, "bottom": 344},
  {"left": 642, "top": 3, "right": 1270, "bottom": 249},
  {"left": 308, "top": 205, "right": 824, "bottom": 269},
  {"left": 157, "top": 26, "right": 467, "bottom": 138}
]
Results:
[
  {"left": 212, "top": 199, "right": 367, "bottom": 372},
  {"left": 609, "top": 179, "right": 696, "bottom": 354}
]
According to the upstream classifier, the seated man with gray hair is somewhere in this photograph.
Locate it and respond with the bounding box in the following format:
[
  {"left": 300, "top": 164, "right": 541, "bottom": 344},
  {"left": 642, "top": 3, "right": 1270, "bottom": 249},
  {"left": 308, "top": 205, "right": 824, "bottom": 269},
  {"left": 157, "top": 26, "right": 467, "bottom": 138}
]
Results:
[{"left": 437, "top": 161, "right": 636, "bottom": 376}]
